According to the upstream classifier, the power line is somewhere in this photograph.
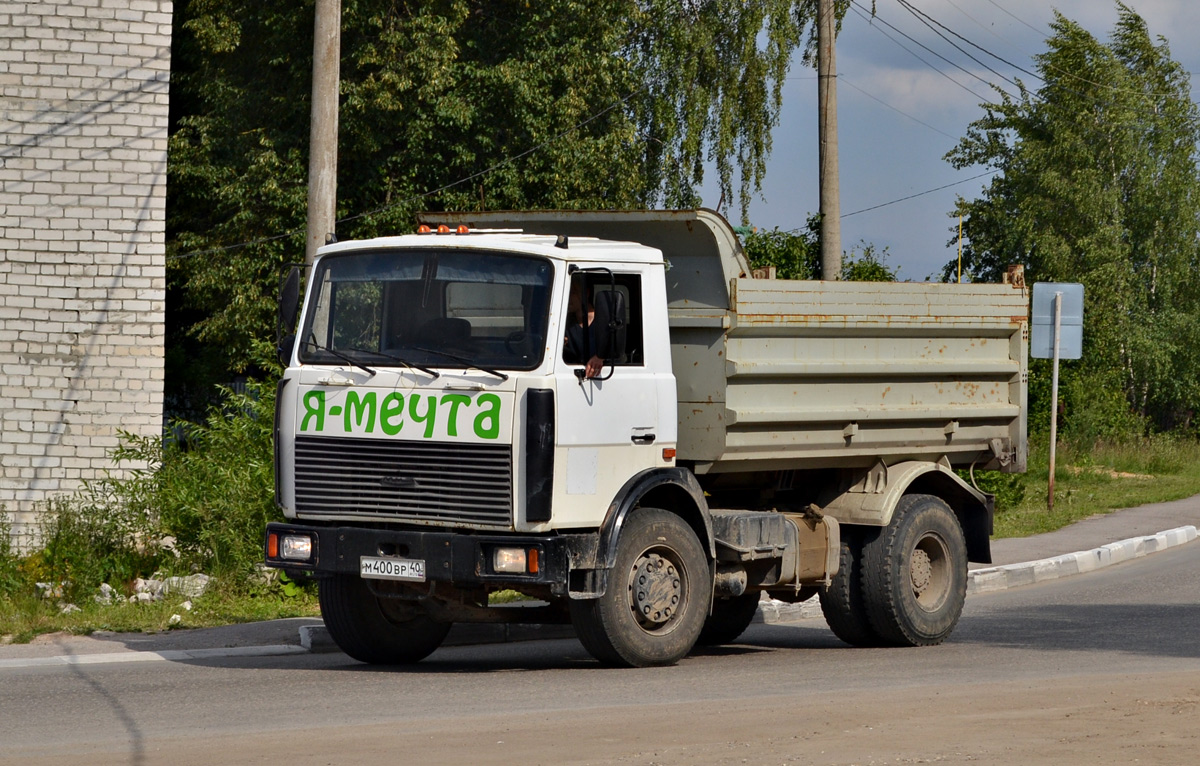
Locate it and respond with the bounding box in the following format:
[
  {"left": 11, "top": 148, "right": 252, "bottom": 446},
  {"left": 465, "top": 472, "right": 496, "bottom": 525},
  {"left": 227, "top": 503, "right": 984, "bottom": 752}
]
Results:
[
  {"left": 943, "top": 0, "right": 1035, "bottom": 59},
  {"left": 840, "top": 170, "right": 997, "bottom": 219},
  {"left": 983, "top": 0, "right": 1048, "bottom": 37},
  {"left": 847, "top": 1, "right": 997, "bottom": 102},
  {"left": 839, "top": 75, "right": 957, "bottom": 139},
  {"left": 896, "top": 0, "right": 1039, "bottom": 87}
]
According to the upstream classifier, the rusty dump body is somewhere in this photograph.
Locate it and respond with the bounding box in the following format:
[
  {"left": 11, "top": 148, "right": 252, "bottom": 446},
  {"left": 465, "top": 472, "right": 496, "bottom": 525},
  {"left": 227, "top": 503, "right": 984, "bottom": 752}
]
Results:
[{"left": 422, "top": 209, "right": 1029, "bottom": 479}]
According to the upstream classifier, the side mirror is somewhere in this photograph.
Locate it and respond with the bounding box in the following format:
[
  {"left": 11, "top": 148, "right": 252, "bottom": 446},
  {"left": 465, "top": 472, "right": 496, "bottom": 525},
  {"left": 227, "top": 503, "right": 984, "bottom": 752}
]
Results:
[
  {"left": 277, "top": 266, "right": 302, "bottom": 366},
  {"left": 592, "top": 289, "right": 627, "bottom": 362}
]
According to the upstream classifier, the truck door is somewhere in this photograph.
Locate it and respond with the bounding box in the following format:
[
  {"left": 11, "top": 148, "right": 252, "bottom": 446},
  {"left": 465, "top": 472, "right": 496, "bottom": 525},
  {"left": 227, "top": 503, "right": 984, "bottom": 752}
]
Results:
[{"left": 554, "top": 269, "right": 664, "bottom": 526}]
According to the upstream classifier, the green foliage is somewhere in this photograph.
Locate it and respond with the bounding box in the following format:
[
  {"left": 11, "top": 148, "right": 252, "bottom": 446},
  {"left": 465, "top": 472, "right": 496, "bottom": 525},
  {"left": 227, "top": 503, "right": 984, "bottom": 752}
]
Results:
[
  {"left": 964, "top": 469, "right": 1027, "bottom": 514},
  {"left": 34, "top": 461, "right": 164, "bottom": 603},
  {"left": 741, "top": 217, "right": 819, "bottom": 279},
  {"left": 0, "top": 513, "right": 23, "bottom": 598},
  {"left": 841, "top": 241, "right": 897, "bottom": 282},
  {"left": 740, "top": 217, "right": 896, "bottom": 282},
  {"left": 946, "top": 4, "right": 1200, "bottom": 436},
  {"left": 166, "top": 1, "right": 839, "bottom": 407},
  {"left": 2, "top": 382, "right": 282, "bottom": 606},
  {"left": 154, "top": 380, "right": 281, "bottom": 581}
]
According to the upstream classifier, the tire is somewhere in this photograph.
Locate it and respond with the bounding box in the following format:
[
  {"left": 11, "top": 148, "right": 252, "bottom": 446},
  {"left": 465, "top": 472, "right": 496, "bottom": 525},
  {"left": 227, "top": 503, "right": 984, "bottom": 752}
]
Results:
[
  {"left": 860, "top": 494, "right": 968, "bottom": 647},
  {"left": 318, "top": 574, "right": 451, "bottom": 664},
  {"left": 569, "top": 509, "right": 712, "bottom": 667},
  {"left": 696, "top": 592, "right": 760, "bottom": 646},
  {"left": 819, "top": 526, "right": 884, "bottom": 647}
]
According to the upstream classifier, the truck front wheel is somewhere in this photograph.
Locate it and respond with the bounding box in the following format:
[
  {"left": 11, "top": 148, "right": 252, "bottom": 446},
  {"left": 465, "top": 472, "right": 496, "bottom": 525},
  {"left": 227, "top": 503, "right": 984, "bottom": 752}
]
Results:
[
  {"left": 860, "top": 494, "right": 968, "bottom": 647},
  {"left": 318, "top": 574, "right": 451, "bottom": 664},
  {"left": 570, "top": 508, "right": 712, "bottom": 667}
]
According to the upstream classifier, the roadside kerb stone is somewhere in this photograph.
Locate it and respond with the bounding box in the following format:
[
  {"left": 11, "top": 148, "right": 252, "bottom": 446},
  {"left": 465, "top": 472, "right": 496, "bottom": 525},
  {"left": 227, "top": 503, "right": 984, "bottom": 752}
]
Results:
[{"left": 967, "top": 525, "right": 1197, "bottom": 595}]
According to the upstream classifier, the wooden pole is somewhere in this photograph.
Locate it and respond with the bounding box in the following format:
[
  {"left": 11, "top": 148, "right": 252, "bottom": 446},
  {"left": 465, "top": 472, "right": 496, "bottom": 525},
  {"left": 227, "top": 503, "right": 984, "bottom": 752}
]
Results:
[
  {"left": 306, "top": 0, "right": 341, "bottom": 265},
  {"left": 818, "top": 0, "right": 841, "bottom": 281}
]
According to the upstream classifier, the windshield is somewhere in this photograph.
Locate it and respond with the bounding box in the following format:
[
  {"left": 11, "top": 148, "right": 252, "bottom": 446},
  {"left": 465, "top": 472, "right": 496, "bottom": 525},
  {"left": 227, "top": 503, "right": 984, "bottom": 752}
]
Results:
[{"left": 299, "top": 248, "right": 554, "bottom": 371}]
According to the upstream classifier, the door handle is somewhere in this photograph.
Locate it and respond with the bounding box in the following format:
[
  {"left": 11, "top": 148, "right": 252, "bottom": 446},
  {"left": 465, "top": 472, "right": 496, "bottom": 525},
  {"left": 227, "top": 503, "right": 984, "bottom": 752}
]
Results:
[{"left": 631, "top": 433, "right": 656, "bottom": 445}]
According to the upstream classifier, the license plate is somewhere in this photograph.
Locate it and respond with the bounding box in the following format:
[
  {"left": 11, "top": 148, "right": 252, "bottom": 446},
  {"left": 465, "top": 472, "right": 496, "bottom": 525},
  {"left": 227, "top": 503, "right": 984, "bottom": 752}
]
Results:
[{"left": 360, "top": 556, "right": 426, "bottom": 582}]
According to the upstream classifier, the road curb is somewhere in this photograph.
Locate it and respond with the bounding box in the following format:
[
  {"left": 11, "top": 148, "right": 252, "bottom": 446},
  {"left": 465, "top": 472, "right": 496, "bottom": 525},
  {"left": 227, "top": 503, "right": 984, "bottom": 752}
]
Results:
[
  {"left": 966, "top": 525, "right": 1198, "bottom": 595},
  {"left": 0, "top": 644, "right": 308, "bottom": 670}
]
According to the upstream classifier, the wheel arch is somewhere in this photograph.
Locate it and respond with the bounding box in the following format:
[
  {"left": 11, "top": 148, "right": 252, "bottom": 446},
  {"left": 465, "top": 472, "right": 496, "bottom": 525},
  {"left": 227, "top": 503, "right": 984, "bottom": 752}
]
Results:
[
  {"left": 597, "top": 467, "right": 715, "bottom": 570},
  {"left": 905, "top": 471, "right": 993, "bottom": 565},
  {"left": 822, "top": 460, "right": 994, "bottom": 564}
]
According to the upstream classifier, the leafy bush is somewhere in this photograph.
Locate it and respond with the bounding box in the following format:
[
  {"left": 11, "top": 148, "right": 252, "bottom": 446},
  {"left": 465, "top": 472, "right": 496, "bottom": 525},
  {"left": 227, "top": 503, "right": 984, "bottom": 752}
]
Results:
[
  {"left": 35, "top": 489, "right": 163, "bottom": 603},
  {"left": 742, "top": 219, "right": 819, "bottom": 279},
  {"left": 153, "top": 380, "right": 281, "bottom": 582},
  {"left": 8, "top": 379, "right": 282, "bottom": 603},
  {"left": 965, "top": 469, "right": 1027, "bottom": 513},
  {"left": 0, "top": 513, "right": 25, "bottom": 598}
]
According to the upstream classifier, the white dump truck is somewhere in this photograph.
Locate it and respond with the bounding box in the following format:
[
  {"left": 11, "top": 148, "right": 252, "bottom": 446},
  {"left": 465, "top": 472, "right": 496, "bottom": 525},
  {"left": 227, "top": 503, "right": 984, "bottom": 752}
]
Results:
[{"left": 264, "top": 209, "right": 1028, "bottom": 667}]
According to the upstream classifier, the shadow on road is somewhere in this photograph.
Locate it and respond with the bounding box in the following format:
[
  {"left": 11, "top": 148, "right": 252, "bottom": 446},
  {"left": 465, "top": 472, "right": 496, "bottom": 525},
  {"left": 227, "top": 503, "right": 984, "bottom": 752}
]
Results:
[{"left": 955, "top": 603, "right": 1200, "bottom": 659}]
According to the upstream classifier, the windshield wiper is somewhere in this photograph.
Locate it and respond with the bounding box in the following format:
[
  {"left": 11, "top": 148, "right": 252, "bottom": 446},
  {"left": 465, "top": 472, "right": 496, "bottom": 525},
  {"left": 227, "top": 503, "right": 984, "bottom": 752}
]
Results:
[
  {"left": 303, "top": 335, "right": 376, "bottom": 377},
  {"left": 344, "top": 347, "right": 440, "bottom": 379},
  {"left": 411, "top": 346, "right": 509, "bottom": 381}
]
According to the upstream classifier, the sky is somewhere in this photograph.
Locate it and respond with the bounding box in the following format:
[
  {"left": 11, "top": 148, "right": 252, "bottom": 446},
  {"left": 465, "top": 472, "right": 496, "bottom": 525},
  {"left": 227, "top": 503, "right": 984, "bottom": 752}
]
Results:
[{"left": 697, "top": 0, "right": 1200, "bottom": 281}]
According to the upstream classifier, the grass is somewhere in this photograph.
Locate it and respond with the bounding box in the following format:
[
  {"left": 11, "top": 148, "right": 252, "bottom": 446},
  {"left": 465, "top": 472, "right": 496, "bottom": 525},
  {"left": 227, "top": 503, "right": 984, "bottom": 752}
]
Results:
[
  {"left": 0, "top": 581, "right": 319, "bottom": 645},
  {"left": 988, "top": 437, "right": 1200, "bottom": 539}
]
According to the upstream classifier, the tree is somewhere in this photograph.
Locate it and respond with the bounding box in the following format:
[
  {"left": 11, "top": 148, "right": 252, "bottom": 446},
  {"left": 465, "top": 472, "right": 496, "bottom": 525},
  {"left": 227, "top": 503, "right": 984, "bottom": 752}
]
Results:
[
  {"left": 742, "top": 217, "right": 820, "bottom": 279},
  {"left": 945, "top": 4, "right": 1200, "bottom": 434},
  {"left": 841, "top": 242, "right": 897, "bottom": 282},
  {"left": 741, "top": 216, "right": 896, "bottom": 282},
  {"left": 166, "top": 1, "right": 840, "bottom": 408}
]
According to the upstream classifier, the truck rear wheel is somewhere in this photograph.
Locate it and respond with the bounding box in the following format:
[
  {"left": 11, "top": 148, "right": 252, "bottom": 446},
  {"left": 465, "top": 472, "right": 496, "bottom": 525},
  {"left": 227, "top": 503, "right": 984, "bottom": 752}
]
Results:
[
  {"left": 819, "top": 527, "right": 883, "bottom": 647},
  {"left": 696, "top": 592, "right": 761, "bottom": 646},
  {"left": 569, "top": 509, "right": 711, "bottom": 667},
  {"left": 318, "top": 574, "right": 451, "bottom": 664},
  {"left": 860, "top": 494, "right": 967, "bottom": 647}
]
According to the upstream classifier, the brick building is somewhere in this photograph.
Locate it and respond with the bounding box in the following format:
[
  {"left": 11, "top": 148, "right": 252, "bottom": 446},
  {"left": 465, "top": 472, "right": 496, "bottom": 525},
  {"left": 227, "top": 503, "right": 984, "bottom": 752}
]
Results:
[{"left": 0, "top": 1, "right": 171, "bottom": 541}]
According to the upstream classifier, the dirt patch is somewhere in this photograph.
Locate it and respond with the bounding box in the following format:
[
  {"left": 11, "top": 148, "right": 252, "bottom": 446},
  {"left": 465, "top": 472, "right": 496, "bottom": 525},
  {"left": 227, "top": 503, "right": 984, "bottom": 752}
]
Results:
[
  {"left": 1068, "top": 465, "right": 1154, "bottom": 480},
  {"left": 19, "top": 671, "right": 1198, "bottom": 766}
]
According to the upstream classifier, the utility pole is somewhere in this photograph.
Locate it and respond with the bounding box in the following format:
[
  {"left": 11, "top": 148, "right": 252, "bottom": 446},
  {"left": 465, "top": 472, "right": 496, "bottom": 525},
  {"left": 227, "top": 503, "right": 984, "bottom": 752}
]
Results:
[
  {"left": 306, "top": 0, "right": 341, "bottom": 265},
  {"left": 817, "top": 0, "right": 841, "bottom": 280}
]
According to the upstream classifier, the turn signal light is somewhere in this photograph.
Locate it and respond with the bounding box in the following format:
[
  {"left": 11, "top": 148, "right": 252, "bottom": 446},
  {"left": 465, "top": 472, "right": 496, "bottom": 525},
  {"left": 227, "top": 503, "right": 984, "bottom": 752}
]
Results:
[{"left": 662, "top": 448, "right": 676, "bottom": 461}]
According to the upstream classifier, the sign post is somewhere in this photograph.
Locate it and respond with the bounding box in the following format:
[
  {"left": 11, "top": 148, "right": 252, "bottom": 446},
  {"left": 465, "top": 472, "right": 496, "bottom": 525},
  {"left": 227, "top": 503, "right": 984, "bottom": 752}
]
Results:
[{"left": 1031, "top": 282, "right": 1084, "bottom": 512}]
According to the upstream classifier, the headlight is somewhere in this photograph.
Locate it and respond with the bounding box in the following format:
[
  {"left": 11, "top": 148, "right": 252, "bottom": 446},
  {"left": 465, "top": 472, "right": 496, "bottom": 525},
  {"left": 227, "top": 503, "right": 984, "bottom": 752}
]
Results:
[{"left": 280, "top": 534, "right": 314, "bottom": 561}]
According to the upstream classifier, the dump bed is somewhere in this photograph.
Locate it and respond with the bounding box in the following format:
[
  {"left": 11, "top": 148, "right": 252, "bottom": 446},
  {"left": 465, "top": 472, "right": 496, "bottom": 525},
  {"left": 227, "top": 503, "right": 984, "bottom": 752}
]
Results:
[{"left": 422, "top": 209, "right": 1029, "bottom": 475}]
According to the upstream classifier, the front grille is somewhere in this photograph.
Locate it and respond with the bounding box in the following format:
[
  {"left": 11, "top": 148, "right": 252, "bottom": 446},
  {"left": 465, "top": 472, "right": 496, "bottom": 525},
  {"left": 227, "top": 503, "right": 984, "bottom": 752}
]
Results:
[{"left": 294, "top": 435, "right": 513, "bottom": 527}]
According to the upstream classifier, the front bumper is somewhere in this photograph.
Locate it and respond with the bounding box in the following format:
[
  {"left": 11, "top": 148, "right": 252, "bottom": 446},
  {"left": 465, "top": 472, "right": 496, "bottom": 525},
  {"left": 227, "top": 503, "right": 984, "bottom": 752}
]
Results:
[{"left": 264, "top": 522, "right": 597, "bottom": 596}]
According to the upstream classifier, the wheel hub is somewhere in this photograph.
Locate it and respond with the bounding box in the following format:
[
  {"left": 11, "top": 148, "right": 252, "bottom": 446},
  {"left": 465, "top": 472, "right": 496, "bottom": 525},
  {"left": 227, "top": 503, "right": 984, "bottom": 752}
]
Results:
[
  {"left": 910, "top": 548, "right": 933, "bottom": 594},
  {"left": 630, "top": 552, "right": 681, "bottom": 626}
]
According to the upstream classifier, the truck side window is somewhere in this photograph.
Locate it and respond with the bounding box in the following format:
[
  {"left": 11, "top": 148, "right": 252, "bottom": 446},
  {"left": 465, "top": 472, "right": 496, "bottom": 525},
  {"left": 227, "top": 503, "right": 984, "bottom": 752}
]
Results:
[{"left": 563, "top": 274, "right": 643, "bottom": 367}]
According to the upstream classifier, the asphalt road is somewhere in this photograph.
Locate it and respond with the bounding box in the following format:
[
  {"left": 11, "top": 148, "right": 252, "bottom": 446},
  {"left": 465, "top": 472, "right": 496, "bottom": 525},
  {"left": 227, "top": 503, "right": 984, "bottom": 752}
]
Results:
[{"left": 2, "top": 543, "right": 1198, "bottom": 765}]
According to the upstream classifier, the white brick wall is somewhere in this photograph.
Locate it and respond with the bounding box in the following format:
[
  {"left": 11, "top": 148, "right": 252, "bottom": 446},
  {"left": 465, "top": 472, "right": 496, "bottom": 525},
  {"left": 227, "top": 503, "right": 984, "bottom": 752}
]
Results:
[{"left": 0, "top": 1, "right": 171, "bottom": 541}]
